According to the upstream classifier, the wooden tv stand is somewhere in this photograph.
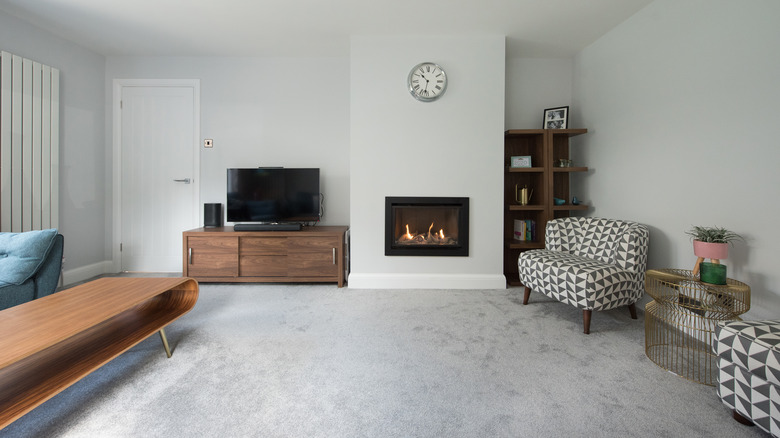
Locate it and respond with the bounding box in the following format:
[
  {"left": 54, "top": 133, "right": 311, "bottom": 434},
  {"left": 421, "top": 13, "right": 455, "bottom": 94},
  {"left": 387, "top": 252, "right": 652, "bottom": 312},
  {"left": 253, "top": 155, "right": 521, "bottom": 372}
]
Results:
[
  {"left": 183, "top": 226, "right": 349, "bottom": 287},
  {"left": 0, "top": 277, "right": 199, "bottom": 428}
]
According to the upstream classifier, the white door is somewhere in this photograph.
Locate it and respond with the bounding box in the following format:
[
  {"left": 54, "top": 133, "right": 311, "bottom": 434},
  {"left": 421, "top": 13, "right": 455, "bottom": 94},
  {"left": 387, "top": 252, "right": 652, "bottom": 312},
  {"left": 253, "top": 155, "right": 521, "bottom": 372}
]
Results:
[{"left": 118, "top": 84, "right": 198, "bottom": 272}]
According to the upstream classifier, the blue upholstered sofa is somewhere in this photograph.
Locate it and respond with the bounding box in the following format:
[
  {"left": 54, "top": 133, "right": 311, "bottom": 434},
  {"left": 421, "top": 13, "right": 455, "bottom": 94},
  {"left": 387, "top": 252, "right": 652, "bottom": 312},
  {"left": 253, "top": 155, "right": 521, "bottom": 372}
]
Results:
[{"left": 0, "top": 229, "right": 64, "bottom": 311}]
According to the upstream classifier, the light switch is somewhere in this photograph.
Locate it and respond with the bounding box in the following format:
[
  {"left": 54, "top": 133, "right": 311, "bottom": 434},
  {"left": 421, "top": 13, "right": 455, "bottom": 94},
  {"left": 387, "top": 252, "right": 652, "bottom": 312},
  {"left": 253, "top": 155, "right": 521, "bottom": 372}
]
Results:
[{"left": 204, "top": 139, "right": 213, "bottom": 148}]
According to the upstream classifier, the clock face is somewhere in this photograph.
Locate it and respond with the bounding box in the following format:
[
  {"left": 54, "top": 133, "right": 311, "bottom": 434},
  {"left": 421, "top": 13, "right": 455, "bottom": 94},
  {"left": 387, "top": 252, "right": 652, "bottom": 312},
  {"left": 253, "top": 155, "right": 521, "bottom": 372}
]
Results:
[{"left": 408, "top": 62, "right": 447, "bottom": 102}]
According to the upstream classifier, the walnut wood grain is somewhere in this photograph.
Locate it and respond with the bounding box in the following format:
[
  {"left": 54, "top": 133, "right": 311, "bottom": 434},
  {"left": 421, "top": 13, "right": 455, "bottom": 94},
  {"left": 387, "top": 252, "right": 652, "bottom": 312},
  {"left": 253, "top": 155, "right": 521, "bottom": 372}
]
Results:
[
  {"left": 183, "top": 226, "right": 348, "bottom": 287},
  {"left": 503, "top": 129, "right": 588, "bottom": 285},
  {"left": 288, "top": 251, "right": 338, "bottom": 277},
  {"left": 186, "top": 236, "right": 238, "bottom": 277},
  {"left": 240, "top": 255, "right": 288, "bottom": 276},
  {"left": 288, "top": 236, "right": 339, "bottom": 252},
  {"left": 0, "top": 277, "right": 199, "bottom": 429},
  {"left": 240, "top": 237, "right": 287, "bottom": 255}
]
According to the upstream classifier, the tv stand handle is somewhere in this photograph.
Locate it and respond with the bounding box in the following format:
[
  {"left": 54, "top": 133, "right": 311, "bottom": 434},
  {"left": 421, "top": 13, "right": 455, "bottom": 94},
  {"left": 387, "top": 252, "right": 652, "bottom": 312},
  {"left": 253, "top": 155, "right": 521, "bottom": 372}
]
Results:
[{"left": 333, "top": 248, "right": 336, "bottom": 264}]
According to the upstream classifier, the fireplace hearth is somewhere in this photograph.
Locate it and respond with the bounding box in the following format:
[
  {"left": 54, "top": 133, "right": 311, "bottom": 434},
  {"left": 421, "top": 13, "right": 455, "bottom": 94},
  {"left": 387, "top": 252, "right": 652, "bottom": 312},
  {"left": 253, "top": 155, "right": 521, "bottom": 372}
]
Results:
[{"left": 385, "top": 197, "right": 469, "bottom": 256}]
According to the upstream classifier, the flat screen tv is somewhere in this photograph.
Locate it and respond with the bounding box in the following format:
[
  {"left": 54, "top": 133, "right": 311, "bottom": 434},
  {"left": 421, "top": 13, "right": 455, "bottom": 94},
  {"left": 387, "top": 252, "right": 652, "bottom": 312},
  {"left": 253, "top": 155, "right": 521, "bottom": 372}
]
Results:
[{"left": 227, "top": 168, "right": 320, "bottom": 226}]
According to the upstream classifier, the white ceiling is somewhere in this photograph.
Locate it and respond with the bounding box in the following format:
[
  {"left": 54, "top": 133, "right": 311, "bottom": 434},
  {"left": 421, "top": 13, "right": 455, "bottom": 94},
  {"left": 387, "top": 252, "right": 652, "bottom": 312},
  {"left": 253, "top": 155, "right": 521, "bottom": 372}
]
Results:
[{"left": 0, "top": 0, "right": 653, "bottom": 58}]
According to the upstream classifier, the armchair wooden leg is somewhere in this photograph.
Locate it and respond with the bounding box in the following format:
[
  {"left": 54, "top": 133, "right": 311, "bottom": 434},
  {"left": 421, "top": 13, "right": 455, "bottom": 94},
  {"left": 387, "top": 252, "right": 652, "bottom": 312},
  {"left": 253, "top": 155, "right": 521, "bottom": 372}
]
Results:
[
  {"left": 523, "top": 286, "right": 531, "bottom": 305},
  {"left": 583, "top": 309, "right": 592, "bottom": 334},
  {"left": 628, "top": 303, "right": 638, "bottom": 319},
  {"left": 732, "top": 410, "right": 754, "bottom": 427}
]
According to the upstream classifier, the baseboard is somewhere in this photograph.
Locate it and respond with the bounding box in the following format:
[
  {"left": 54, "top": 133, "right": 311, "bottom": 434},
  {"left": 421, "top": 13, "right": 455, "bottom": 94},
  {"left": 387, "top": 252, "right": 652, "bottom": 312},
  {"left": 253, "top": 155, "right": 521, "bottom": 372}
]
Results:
[
  {"left": 347, "top": 273, "right": 506, "bottom": 289},
  {"left": 62, "top": 261, "right": 113, "bottom": 287}
]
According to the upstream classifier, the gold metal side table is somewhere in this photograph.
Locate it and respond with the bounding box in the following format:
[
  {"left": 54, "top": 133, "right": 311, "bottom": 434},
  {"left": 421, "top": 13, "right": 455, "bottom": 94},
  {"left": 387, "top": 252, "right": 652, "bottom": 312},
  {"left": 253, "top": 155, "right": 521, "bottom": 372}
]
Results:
[{"left": 644, "top": 268, "right": 750, "bottom": 385}]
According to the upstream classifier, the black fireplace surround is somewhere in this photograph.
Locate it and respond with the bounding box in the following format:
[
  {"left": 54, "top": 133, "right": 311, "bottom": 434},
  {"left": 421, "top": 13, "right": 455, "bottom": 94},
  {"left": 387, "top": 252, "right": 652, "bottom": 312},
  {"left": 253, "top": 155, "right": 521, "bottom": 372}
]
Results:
[{"left": 385, "top": 196, "right": 469, "bottom": 256}]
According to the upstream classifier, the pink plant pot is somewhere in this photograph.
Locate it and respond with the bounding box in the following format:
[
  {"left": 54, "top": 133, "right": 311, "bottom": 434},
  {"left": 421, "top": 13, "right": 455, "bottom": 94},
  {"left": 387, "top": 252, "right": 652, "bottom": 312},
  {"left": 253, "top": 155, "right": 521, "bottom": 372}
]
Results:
[{"left": 693, "top": 240, "right": 729, "bottom": 260}]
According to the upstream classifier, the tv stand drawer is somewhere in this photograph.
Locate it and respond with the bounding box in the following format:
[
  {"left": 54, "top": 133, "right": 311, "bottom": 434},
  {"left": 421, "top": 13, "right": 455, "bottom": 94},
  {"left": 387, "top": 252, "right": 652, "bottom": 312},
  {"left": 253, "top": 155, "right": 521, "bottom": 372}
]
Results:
[
  {"left": 240, "top": 237, "right": 287, "bottom": 256},
  {"left": 289, "top": 252, "right": 339, "bottom": 277},
  {"left": 240, "top": 255, "right": 287, "bottom": 277}
]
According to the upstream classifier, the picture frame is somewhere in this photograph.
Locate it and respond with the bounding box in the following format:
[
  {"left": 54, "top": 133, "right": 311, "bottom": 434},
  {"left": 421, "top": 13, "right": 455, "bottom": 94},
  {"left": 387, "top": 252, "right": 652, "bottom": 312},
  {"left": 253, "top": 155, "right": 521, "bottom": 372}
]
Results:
[
  {"left": 543, "top": 106, "right": 569, "bottom": 129},
  {"left": 510, "top": 155, "right": 532, "bottom": 168}
]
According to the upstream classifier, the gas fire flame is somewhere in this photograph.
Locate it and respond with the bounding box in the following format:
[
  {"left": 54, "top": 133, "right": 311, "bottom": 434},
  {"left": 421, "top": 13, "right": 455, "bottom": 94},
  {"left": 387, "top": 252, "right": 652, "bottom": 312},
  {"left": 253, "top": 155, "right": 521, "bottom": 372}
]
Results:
[{"left": 397, "top": 221, "right": 454, "bottom": 246}]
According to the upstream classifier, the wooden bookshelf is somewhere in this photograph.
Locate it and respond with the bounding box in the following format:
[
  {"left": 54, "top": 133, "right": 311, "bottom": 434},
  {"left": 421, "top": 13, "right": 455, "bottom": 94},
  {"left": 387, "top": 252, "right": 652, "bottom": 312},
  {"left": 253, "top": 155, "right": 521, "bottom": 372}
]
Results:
[{"left": 503, "top": 129, "right": 590, "bottom": 285}]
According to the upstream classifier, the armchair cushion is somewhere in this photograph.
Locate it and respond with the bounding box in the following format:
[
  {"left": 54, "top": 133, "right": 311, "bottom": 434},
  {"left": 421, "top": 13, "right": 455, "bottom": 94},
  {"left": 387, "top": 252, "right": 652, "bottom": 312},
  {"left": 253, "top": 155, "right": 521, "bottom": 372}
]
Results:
[
  {"left": 575, "top": 217, "right": 628, "bottom": 264},
  {"left": 0, "top": 229, "right": 59, "bottom": 287},
  {"left": 518, "top": 250, "right": 644, "bottom": 311}
]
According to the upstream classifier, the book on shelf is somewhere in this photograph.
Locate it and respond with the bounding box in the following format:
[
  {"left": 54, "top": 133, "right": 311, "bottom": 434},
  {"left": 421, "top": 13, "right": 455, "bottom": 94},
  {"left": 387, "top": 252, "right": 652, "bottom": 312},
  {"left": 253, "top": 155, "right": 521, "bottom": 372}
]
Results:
[{"left": 513, "top": 219, "right": 536, "bottom": 242}]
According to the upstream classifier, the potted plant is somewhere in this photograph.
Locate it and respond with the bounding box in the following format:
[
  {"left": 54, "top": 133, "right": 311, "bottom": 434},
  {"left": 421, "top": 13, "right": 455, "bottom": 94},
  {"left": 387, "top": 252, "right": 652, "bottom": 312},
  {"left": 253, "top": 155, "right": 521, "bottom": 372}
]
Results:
[{"left": 685, "top": 226, "right": 743, "bottom": 284}]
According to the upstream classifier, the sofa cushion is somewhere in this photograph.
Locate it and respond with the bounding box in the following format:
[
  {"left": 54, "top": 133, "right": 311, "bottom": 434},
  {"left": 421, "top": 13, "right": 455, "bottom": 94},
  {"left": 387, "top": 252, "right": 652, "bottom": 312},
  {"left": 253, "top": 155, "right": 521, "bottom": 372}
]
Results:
[
  {"left": 713, "top": 320, "right": 780, "bottom": 387},
  {"left": 0, "top": 229, "right": 58, "bottom": 287}
]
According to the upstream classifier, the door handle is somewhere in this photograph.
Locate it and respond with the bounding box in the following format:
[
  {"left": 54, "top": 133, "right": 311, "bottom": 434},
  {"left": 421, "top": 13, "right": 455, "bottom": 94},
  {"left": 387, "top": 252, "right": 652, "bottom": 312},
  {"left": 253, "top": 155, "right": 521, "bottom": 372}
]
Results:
[{"left": 174, "top": 178, "right": 191, "bottom": 184}]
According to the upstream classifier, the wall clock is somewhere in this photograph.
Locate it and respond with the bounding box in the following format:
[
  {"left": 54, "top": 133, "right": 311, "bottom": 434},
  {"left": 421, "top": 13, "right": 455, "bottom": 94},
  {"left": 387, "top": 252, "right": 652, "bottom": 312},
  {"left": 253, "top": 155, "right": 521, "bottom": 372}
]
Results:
[{"left": 408, "top": 62, "right": 447, "bottom": 102}]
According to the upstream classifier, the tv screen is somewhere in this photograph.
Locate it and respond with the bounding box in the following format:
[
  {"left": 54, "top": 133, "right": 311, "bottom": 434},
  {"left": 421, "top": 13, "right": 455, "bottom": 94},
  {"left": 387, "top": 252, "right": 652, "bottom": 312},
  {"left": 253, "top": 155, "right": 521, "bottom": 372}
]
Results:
[{"left": 227, "top": 168, "right": 320, "bottom": 223}]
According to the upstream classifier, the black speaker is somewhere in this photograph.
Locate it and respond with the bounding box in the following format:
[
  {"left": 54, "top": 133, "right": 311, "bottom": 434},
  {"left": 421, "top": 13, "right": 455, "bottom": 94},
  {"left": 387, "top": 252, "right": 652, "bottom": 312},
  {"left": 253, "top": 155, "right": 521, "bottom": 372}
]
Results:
[{"left": 204, "top": 203, "right": 222, "bottom": 228}]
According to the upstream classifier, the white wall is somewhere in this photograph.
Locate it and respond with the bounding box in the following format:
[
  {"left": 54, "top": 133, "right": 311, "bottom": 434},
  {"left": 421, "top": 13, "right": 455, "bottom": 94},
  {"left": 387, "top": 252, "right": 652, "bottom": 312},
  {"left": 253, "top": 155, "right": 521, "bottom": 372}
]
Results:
[
  {"left": 349, "top": 36, "right": 506, "bottom": 289},
  {"left": 572, "top": 0, "right": 780, "bottom": 319},
  {"left": 505, "top": 58, "right": 573, "bottom": 129},
  {"left": 105, "top": 57, "right": 351, "bottom": 230},
  {"left": 0, "top": 11, "right": 107, "bottom": 282}
]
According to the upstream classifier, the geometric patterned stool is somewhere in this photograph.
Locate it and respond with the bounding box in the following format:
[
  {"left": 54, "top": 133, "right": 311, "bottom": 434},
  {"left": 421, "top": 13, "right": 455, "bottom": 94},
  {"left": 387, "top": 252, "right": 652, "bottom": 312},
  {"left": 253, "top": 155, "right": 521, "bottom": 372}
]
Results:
[{"left": 713, "top": 320, "right": 780, "bottom": 436}]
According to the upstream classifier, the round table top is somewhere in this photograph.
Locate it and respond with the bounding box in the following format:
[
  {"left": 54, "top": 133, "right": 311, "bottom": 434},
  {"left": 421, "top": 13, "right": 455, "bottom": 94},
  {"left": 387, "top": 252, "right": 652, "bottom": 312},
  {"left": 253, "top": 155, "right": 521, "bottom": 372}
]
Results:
[{"left": 645, "top": 268, "right": 750, "bottom": 318}]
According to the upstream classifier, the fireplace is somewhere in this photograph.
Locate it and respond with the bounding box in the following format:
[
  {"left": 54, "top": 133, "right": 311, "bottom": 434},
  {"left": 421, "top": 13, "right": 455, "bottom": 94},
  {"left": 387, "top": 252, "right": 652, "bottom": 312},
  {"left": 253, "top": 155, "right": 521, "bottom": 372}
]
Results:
[{"left": 385, "top": 197, "right": 469, "bottom": 256}]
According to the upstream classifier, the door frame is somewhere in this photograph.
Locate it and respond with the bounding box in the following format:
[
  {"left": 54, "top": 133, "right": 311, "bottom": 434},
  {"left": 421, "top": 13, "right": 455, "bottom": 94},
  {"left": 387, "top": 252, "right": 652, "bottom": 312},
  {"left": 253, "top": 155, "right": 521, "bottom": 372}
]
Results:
[{"left": 111, "top": 78, "right": 201, "bottom": 272}]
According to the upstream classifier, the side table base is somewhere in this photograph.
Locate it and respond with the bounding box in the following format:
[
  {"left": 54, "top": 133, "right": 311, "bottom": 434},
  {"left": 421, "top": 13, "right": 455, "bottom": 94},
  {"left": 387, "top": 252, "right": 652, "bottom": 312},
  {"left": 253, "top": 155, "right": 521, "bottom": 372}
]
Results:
[
  {"left": 645, "top": 300, "right": 721, "bottom": 386},
  {"left": 644, "top": 269, "right": 750, "bottom": 386}
]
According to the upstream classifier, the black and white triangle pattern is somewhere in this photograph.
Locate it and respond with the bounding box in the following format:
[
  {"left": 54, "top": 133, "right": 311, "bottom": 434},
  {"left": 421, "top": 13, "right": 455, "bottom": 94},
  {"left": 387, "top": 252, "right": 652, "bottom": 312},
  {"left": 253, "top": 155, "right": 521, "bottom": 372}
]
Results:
[
  {"left": 714, "top": 320, "right": 780, "bottom": 437},
  {"left": 518, "top": 217, "right": 649, "bottom": 312}
]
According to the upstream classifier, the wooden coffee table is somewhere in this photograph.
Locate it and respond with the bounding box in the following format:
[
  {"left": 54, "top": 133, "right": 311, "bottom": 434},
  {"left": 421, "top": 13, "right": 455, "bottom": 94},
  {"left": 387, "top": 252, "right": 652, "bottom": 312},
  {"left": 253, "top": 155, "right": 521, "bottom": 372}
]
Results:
[{"left": 0, "top": 277, "right": 199, "bottom": 429}]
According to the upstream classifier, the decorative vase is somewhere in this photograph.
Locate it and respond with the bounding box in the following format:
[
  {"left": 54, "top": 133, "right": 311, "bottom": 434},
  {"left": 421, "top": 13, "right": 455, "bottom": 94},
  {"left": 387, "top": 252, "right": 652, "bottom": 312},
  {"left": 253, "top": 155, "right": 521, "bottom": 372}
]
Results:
[
  {"left": 693, "top": 240, "right": 729, "bottom": 260},
  {"left": 700, "top": 262, "right": 727, "bottom": 285}
]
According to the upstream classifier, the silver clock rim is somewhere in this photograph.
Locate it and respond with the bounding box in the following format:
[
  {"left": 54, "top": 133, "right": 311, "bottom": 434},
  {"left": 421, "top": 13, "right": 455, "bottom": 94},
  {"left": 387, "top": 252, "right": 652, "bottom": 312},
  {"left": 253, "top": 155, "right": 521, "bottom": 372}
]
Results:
[{"left": 407, "top": 62, "right": 447, "bottom": 102}]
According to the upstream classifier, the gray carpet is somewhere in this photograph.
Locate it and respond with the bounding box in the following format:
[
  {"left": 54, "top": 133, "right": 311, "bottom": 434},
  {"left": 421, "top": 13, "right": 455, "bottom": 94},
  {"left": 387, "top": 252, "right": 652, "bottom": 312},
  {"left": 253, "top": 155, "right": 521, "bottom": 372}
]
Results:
[{"left": 1, "top": 284, "right": 766, "bottom": 437}]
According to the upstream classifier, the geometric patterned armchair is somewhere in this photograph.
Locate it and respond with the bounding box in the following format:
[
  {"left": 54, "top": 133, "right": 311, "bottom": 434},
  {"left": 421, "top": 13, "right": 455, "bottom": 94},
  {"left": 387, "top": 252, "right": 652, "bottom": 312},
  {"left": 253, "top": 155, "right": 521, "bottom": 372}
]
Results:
[
  {"left": 517, "top": 217, "right": 649, "bottom": 334},
  {"left": 713, "top": 320, "right": 780, "bottom": 436}
]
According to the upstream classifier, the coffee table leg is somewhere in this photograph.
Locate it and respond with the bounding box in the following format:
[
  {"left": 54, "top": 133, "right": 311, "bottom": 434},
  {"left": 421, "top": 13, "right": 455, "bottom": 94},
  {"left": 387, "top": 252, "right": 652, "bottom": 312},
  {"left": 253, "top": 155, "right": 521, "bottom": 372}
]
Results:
[{"left": 159, "top": 329, "right": 172, "bottom": 358}]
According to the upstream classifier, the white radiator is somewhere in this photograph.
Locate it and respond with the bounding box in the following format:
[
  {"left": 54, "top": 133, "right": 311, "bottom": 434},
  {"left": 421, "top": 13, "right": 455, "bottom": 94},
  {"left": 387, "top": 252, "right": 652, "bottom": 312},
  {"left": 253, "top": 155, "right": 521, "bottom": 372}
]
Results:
[{"left": 0, "top": 51, "right": 60, "bottom": 232}]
